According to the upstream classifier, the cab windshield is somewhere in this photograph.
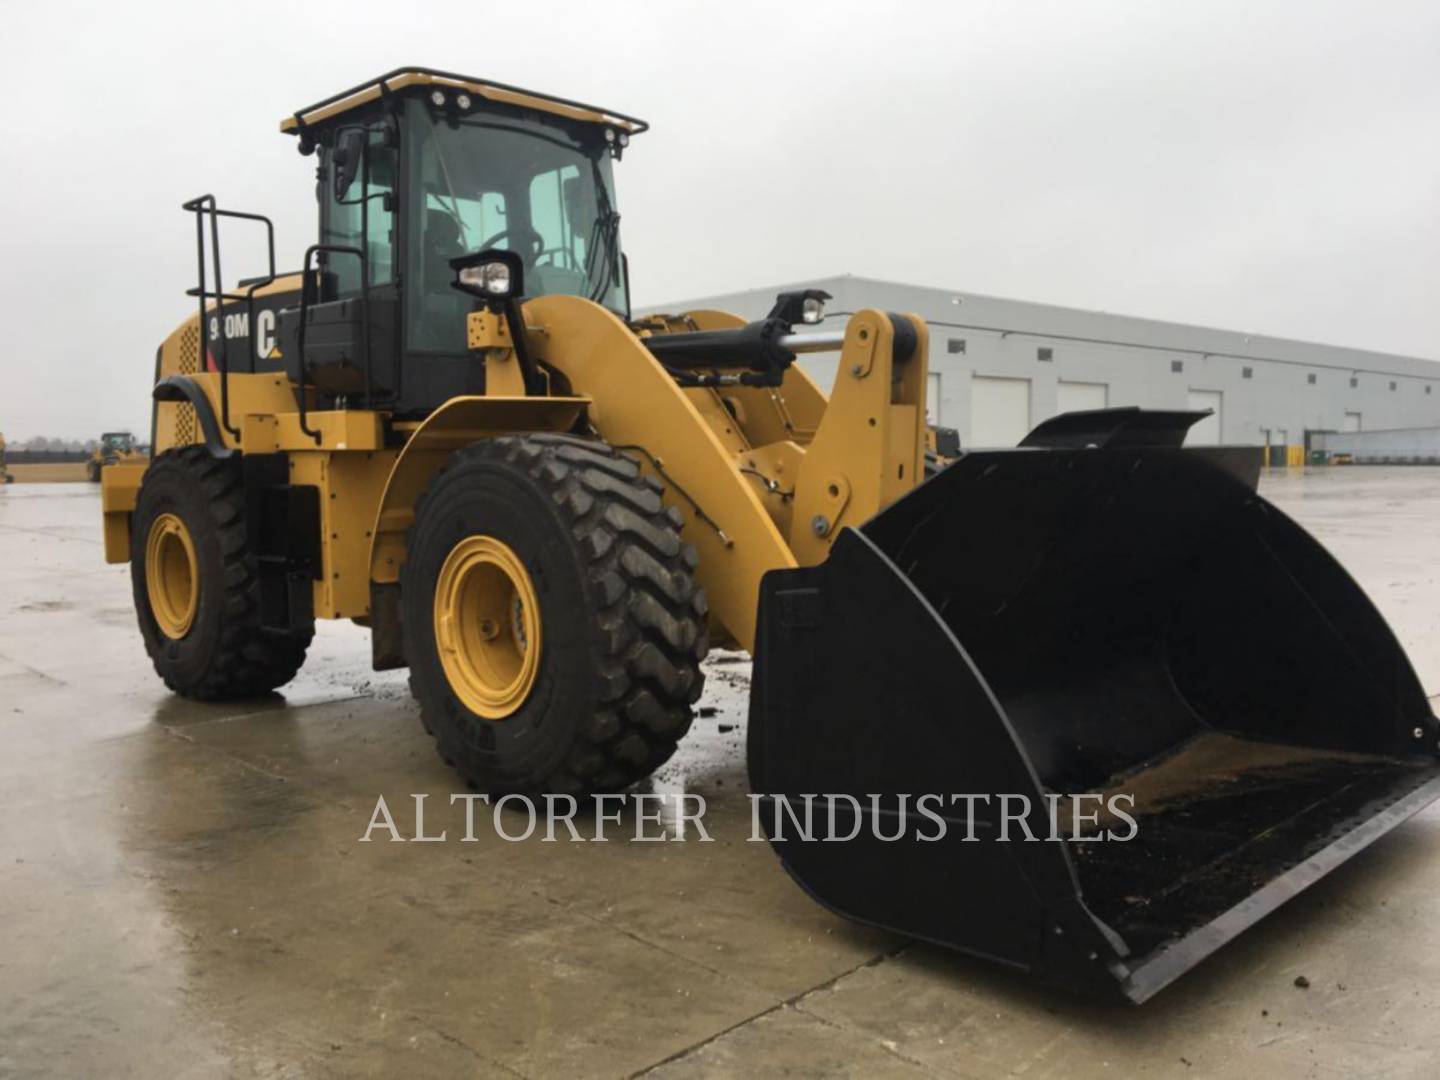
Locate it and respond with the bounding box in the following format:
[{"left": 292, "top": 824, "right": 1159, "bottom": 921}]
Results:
[{"left": 405, "top": 99, "right": 627, "bottom": 352}]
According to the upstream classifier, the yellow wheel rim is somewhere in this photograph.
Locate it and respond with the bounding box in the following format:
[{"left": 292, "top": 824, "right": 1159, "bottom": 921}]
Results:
[
  {"left": 433, "top": 536, "right": 542, "bottom": 720},
  {"left": 145, "top": 513, "right": 199, "bottom": 639}
]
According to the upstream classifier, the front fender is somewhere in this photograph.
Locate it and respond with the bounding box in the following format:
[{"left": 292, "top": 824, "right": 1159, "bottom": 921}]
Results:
[{"left": 366, "top": 395, "right": 591, "bottom": 585}]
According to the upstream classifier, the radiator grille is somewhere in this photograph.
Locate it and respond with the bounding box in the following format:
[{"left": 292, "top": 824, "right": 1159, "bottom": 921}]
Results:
[
  {"left": 176, "top": 324, "right": 200, "bottom": 444},
  {"left": 179, "top": 324, "right": 200, "bottom": 373}
]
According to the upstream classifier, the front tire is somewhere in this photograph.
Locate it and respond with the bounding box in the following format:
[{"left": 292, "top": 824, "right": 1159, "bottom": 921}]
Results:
[
  {"left": 402, "top": 434, "right": 709, "bottom": 796},
  {"left": 131, "top": 447, "right": 313, "bottom": 699}
]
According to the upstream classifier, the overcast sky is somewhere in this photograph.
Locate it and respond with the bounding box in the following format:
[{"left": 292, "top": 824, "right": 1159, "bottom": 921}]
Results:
[{"left": 3, "top": 0, "right": 1437, "bottom": 440}]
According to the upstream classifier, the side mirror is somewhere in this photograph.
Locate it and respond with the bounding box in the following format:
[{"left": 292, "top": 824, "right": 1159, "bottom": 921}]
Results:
[{"left": 333, "top": 128, "right": 366, "bottom": 201}]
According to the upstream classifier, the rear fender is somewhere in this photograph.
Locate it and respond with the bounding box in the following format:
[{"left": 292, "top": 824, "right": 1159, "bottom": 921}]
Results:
[{"left": 101, "top": 463, "right": 149, "bottom": 563}]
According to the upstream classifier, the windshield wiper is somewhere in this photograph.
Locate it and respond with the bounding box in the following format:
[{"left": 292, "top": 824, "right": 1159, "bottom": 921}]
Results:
[
  {"left": 584, "top": 157, "right": 622, "bottom": 303},
  {"left": 585, "top": 212, "right": 621, "bottom": 302}
]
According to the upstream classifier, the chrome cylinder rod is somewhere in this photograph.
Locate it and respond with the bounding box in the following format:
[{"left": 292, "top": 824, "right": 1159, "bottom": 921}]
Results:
[{"left": 776, "top": 331, "right": 845, "bottom": 353}]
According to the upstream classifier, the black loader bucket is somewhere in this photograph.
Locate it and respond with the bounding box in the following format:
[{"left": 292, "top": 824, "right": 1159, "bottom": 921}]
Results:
[{"left": 748, "top": 409, "right": 1440, "bottom": 1002}]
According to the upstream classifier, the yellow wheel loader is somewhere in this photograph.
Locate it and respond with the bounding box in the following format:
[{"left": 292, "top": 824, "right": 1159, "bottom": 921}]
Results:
[
  {"left": 103, "top": 69, "right": 1440, "bottom": 1002},
  {"left": 88, "top": 431, "right": 147, "bottom": 482}
]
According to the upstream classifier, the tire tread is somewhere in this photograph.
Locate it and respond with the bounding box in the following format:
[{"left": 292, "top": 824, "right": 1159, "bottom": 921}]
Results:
[
  {"left": 137, "top": 447, "right": 311, "bottom": 700},
  {"left": 405, "top": 433, "right": 708, "bottom": 794}
]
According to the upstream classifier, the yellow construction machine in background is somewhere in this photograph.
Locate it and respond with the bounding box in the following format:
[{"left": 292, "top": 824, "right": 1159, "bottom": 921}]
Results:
[{"left": 88, "top": 432, "right": 148, "bottom": 482}]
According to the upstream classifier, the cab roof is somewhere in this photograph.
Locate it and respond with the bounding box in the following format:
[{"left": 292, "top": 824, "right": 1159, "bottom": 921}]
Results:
[{"left": 280, "top": 67, "right": 648, "bottom": 138}]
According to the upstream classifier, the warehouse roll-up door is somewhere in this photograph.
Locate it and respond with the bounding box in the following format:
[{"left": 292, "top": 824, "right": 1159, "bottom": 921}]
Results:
[
  {"left": 1343, "top": 412, "right": 1362, "bottom": 433},
  {"left": 971, "top": 376, "right": 1031, "bottom": 447},
  {"left": 1057, "top": 381, "right": 1109, "bottom": 415},
  {"left": 1271, "top": 428, "right": 1289, "bottom": 466},
  {"left": 1186, "top": 389, "right": 1223, "bottom": 445}
]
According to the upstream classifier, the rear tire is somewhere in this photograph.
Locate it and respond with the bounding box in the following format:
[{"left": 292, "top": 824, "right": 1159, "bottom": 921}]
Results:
[
  {"left": 402, "top": 434, "right": 709, "bottom": 796},
  {"left": 131, "top": 447, "right": 313, "bottom": 699}
]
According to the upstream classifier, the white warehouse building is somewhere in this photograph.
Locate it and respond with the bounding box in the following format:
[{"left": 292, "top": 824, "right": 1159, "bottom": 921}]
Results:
[{"left": 640, "top": 275, "right": 1440, "bottom": 454}]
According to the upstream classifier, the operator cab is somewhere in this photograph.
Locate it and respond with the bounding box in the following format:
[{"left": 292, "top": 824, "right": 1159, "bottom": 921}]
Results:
[{"left": 271, "top": 69, "right": 644, "bottom": 417}]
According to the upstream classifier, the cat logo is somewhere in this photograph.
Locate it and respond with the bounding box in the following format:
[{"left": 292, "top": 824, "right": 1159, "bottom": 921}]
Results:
[
  {"left": 256, "top": 309, "right": 281, "bottom": 359},
  {"left": 207, "top": 308, "right": 280, "bottom": 359}
]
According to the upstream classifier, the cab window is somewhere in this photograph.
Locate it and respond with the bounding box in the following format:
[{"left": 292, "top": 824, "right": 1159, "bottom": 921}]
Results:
[
  {"left": 321, "top": 126, "right": 396, "bottom": 297},
  {"left": 403, "top": 98, "right": 627, "bottom": 353}
]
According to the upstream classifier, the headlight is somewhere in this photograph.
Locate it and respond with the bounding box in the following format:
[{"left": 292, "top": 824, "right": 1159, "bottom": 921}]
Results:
[
  {"left": 451, "top": 249, "right": 526, "bottom": 303},
  {"left": 459, "top": 261, "right": 512, "bottom": 297},
  {"left": 456, "top": 93, "right": 472, "bottom": 110},
  {"left": 429, "top": 90, "right": 446, "bottom": 107},
  {"left": 765, "top": 288, "right": 833, "bottom": 327}
]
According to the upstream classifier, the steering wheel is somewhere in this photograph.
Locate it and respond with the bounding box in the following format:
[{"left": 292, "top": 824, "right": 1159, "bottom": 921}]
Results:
[{"left": 477, "top": 225, "right": 545, "bottom": 262}]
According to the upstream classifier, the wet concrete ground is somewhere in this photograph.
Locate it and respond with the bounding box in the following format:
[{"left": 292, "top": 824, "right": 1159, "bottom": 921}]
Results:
[{"left": 1, "top": 468, "right": 1439, "bottom": 1078}]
